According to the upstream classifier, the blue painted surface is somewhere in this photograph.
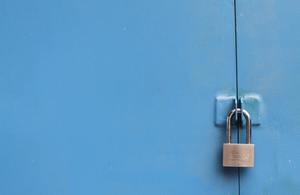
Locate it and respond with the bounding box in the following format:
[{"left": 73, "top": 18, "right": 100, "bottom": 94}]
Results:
[
  {"left": 215, "top": 94, "right": 235, "bottom": 126},
  {"left": 240, "top": 94, "right": 263, "bottom": 126},
  {"left": 0, "top": 0, "right": 238, "bottom": 194},
  {"left": 237, "top": 0, "right": 300, "bottom": 194},
  {"left": 215, "top": 93, "right": 262, "bottom": 126}
]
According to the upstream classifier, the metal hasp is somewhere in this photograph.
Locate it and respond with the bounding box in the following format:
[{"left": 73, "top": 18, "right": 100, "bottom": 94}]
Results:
[
  {"left": 223, "top": 108, "right": 255, "bottom": 168},
  {"left": 215, "top": 93, "right": 263, "bottom": 126}
]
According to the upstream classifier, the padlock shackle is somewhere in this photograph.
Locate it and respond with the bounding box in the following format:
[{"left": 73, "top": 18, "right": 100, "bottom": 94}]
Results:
[{"left": 226, "top": 108, "right": 252, "bottom": 144}]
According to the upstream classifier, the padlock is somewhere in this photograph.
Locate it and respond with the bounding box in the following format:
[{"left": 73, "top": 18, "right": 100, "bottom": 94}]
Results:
[{"left": 223, "top": 108, "right": 254, "bottom": 167}]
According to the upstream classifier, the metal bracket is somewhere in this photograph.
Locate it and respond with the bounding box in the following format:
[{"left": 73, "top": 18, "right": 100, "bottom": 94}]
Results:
[{"left": 215, "top": 93, "right": 262, "bottom": 126}]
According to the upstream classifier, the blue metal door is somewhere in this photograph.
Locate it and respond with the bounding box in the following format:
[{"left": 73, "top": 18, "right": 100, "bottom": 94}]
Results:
[
  {"left": 0, "top": 0, "right": 240, "bottom": 194},
  {"left": 236, "top": 0, "right": 300, "bottom": 194}
]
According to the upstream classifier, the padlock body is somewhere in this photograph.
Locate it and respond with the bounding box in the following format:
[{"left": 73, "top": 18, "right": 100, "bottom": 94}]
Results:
[{"left": 223, "top": 143, "right": 254, "bottom": 167}]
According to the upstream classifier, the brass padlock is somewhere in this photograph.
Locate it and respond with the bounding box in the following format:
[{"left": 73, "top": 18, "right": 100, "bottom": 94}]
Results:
[{"left": 223, "top": 108, "right": 254, "bottom": 167}]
